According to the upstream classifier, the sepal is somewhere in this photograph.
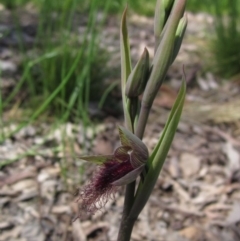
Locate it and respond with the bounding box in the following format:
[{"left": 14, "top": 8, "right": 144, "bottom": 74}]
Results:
[
  {"left": 111, "top": 165, "right": 145, "bottom": 186},
  {"left": 118, "top": 126, "right": 149, "bottom": 167}
]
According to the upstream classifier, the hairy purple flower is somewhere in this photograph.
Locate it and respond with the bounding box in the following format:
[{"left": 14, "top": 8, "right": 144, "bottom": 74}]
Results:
[{"left": 76, "top": 126, "right": 148, "bottom": 216}]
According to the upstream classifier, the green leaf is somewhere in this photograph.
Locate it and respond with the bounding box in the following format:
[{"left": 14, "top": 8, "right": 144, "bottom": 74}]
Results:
[
  {"left": 129, "top": 78, "right": 186, "bottom": 219},
  {"left": 120, "top": 6, "right": 133, "bottom": 131},
  {"left": 121, "top": 6, "right": 132, "bottom": 88},
  {"left": 150, "top": 77, "right": 186, "bottom": 159}
]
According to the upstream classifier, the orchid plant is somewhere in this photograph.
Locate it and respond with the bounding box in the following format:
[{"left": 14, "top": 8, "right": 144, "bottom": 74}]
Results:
[{"left": 77, "top": 0, "right": 187, "bottom": 240}]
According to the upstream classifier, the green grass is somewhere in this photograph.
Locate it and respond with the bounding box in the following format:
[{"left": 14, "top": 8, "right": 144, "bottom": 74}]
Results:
[
  {"left": 90, "top": 0, "right": 238, "bottom": 16},
  {"left": 0, "top": 0, "right": 115, "bottom": 141},
  {"left": 209, "top": 0, "right": 240, "bottom": 78},
  {"left": 187, "top": 0, "right": 228, "bottom": 13},
  {"left": 0, "top": 0, "right": 236, "bottom": 15},
  {"left": 0, "top": 0, "right": 116, "bottom": 182}
]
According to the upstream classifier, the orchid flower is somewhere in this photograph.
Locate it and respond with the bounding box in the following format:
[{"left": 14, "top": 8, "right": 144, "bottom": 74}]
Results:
[
  {"left": 76, "top": 0, "right": 187, "bottom": 240},
  {"left": 77, "top": 126, "right": 148, "bottom": 215}
]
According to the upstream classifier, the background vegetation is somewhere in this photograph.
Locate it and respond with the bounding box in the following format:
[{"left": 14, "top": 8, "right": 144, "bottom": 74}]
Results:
[{"left": 0, "top": 0, "right": 239, "bottom": 142}]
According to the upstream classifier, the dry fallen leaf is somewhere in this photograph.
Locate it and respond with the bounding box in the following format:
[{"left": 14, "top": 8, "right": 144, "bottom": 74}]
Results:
[
  {"left": 226, "top": 202, "right": 240, "bottom": 225},
  {"left": 179, "top": 152, "right": 201, "bottom": 178}
]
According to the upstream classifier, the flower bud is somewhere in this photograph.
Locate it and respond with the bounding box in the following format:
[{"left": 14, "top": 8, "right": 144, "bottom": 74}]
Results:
[
  {"left": 141, "top": 0, "right": 186, "bottom": 110},
  {"left": 154, "top": 0, "right": 175, "bottom": 51},
  {"left": 171, "top": 14, "right": 187, "bottom": 64},
  {"left": 125, "top": 48, "right": 150, "bottom": 98}
]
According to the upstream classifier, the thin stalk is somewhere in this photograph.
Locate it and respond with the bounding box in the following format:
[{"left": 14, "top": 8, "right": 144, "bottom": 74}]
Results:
[
  {"left": 135, "top": 102, "right": 151, "bottom": 139},
  {"left": 98, "top": 81, "right": 118, "bottom": 109},
  {"left": 117, "top": 217, "right": 136, "bottom": 241}
]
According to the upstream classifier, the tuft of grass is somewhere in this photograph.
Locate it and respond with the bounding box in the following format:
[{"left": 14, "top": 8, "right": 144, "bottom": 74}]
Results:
[
  {"left": 209, "top": 0, "right": 240, "bottom": 78},
  {"left": 90, "top": 0, "right": 235, "bottom": 17},
  {"left": 18, "top": 41, "right": 109, "bottom": 118},
  {"left": 3, "top": 0, "right": 107, "bottom": 119},
  {"left": 0, "top": 0, "right": 232, "bottom": 17},
  {"left": 0, "top": 0, "right": 114, "bottom": 143}
]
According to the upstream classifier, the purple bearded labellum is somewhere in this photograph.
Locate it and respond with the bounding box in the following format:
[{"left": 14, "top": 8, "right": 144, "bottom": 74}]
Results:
[{"left": 76, "top": 126, "right": 149, "bottom": 216}]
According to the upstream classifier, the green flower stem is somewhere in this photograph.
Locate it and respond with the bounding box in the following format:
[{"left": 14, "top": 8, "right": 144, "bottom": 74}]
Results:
[
  {"left": 135, "top": 102, "right": 152, "bottom": 139},
  {"left": 118, "top": 1, "right": 186, "bottom": 241},
  {"left": 117, "top": 183, "right": 136, "bottom": 241}
]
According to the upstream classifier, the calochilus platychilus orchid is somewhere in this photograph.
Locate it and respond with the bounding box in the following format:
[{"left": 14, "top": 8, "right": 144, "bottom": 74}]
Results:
[
  {"left": 76, "top": 126, "right": 148, "bottom": 216},
  {"left": 74, "top": 0, "right": 187, "bottom": 239}
]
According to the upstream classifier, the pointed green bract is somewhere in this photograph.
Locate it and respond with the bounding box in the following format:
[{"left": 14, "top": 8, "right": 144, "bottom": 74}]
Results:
[
  {"left": 120, "top": 7, "right": 133, "bottom": 131},
  {"left": 129, "top": 79, "right": 186, "bottom": 219},
  {"left": 150, "top": 78, "right": 186, "bottom": 159}
]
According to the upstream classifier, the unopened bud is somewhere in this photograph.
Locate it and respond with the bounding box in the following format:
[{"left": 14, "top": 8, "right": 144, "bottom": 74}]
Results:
[
  {"left": 125, "top": 48, "right": 150, "bottom": 97},
  {"left": 154, "top": 0, "right": 175, "bottom": 51},
  {"left": 171, "top": 14, "right": 187, "bottom": 64}
]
